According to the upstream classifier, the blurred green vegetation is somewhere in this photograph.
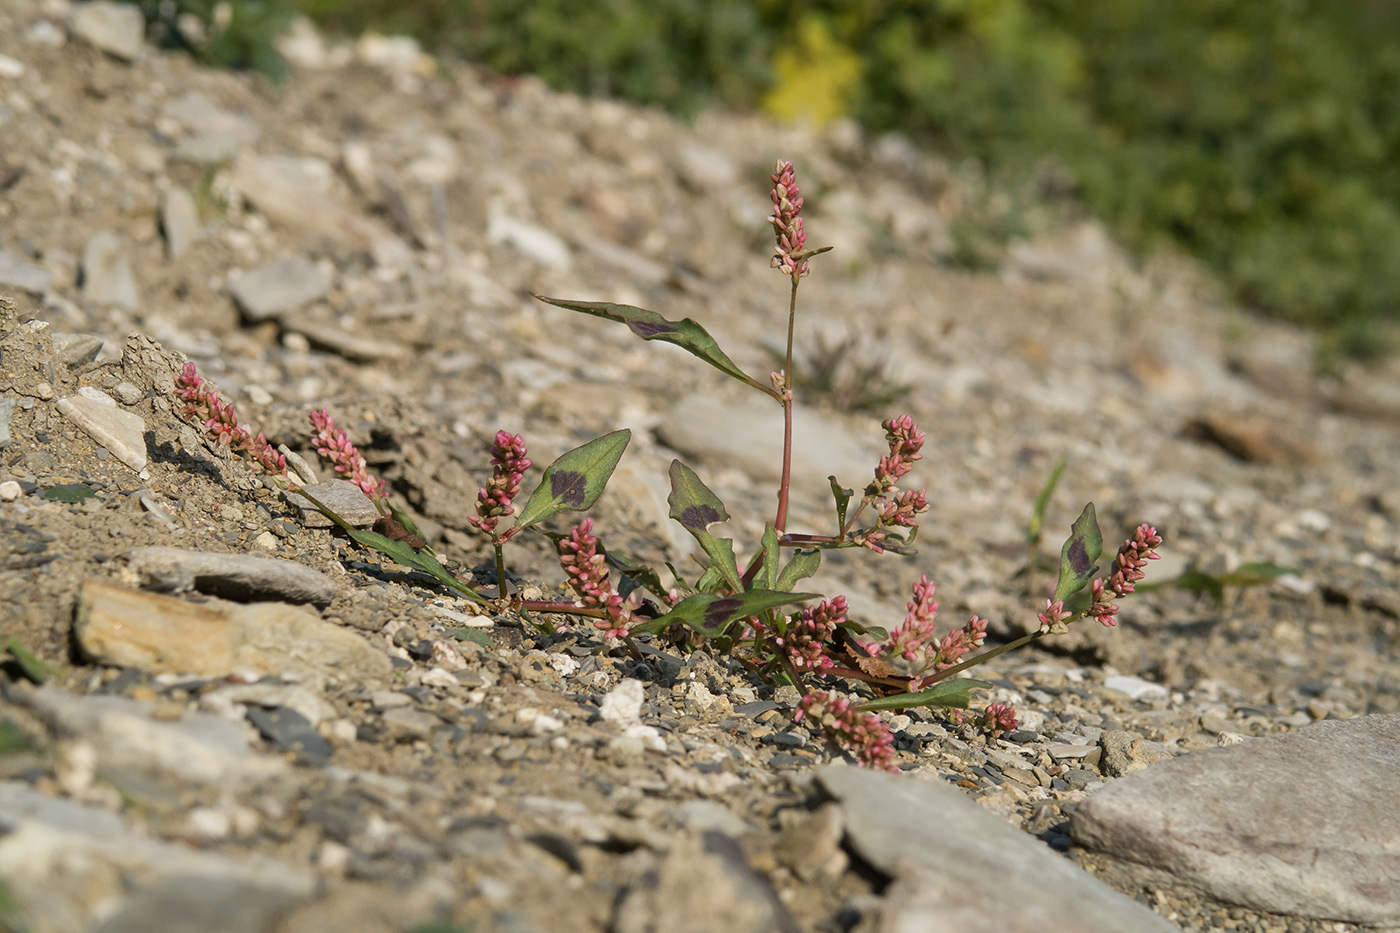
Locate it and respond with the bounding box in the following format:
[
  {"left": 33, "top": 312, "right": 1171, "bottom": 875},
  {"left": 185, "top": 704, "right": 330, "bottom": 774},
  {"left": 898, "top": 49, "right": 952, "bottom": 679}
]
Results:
[{"left": 129, "top": 0, "right": 1400, "bottom": 357}]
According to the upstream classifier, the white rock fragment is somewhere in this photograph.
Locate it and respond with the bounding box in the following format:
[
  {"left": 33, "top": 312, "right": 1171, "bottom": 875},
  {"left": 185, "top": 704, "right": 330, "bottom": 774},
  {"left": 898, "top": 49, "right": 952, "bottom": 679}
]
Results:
[
  {"left": 56, "top": 394, "right": 148, "bottom": 471},
  {"left": 69, "top": 0, "right": 146, "bottom": 61},
  {"left": 487, "top": 214, "right": 572, "bottom": 270},
  {"left": 599, "top": 678, "right": 645, "bottom": 727},
  {"left": 1102, "top": 675, "right": 1169, "bottom": 701}
]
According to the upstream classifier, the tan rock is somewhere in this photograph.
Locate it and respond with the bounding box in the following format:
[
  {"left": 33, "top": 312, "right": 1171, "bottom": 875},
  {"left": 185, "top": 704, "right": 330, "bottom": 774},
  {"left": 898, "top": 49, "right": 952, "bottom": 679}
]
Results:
[{"left": 75, "top": 580, "right": 391, "bottom": 686}]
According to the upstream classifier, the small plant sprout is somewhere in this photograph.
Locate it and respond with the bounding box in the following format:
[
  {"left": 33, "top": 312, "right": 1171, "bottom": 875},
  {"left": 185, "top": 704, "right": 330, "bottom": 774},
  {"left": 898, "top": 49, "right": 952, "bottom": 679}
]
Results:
[{"left": 175, "top": 159, "right": 1168, "bottom": 772}]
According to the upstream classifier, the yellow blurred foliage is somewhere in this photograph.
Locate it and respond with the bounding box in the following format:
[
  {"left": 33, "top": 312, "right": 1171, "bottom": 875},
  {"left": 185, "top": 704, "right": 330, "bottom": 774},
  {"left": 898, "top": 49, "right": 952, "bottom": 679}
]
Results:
[{"left": 762, "top": 16, "right": 862, "bottom": 127}]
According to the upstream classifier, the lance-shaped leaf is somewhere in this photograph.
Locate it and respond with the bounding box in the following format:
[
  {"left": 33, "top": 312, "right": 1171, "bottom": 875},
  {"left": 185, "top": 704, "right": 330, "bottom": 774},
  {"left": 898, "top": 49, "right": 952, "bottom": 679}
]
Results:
[
  {"left": 513, "top": 429, "right": 631, "bottom": 530},
  {"left": 853, "top": 678, "right": 992, "bottom": 713},
  {"left": 533, "top": 295, "right": 771, "bottom": 394},
  {"left": 629, "top": 589, "right": 820, "bottom": 638},
  {"left": 667, "top": 460, "right": 742, "bottom": 591},
  {"left": 290, "top": 487, "right": 486, "bottom": 604},
  {"left": 828, "top": 476, "right": 853, "bottom": 531},
  {"left": 1026, "top": 455, "right": 1068, "bottom": 546},
  {"left": 2, "top": 638, "right": 60, "bottom": 685},
  {"left": 776, "top": 548, "right": 821, "bottom": 592},
  {"left": 758, "top": 525, "right": 780, "bottom": 590},
  {"left": 1053, "top": 503, "right": 1103, "bottom": 602}
]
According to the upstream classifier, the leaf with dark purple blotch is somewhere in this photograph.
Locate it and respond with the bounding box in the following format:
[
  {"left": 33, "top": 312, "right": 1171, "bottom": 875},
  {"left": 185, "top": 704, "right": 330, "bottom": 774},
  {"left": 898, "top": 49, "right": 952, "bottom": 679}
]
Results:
[
  {"left": 1053, "top": 503, "right": 1103, "bottom": 602},
  {"left": 629, "top": 589, "right": 820, "bottom": 638},
  {"left": 514, "top": 430, "right": 631, "bottom": 530},
  {"left": 532, "top": 295, "right": 772, "bottom": 394}
]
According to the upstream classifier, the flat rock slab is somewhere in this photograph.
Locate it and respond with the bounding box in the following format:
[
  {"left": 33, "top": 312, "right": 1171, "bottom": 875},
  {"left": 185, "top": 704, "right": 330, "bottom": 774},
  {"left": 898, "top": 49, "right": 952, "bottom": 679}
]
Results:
[
  {"left": 56, "top": 393, "right": 148, "bottom": 472},
  {"left": 0, "top": 781, "right": 312, "bottom": 932},
  {"left": 818, "top": 763, "right": 1180, "bottom": 933},
  {"left": 68, "top": 0, "right": 146, "bottom": 61},
  {"left": 125, "top": 546, "right": 338, "bottom": 606},
  {"left": 0, "top": 249, "right": 53, "bottom": 295},
  {"left": 285, "top": 479, "right": 380, "bottom": 527},
  {"left": 230, "top": 256, "right": 331, "bottom": 321},
  {"left": 1071, "top": 713, "right": 1400, "bottom": 925},
  {"left": 75, "top": 579, "right": 392, "bottom": 685},
  {"left": 17, "top": 687, "right": 287, "bottom": 788}
]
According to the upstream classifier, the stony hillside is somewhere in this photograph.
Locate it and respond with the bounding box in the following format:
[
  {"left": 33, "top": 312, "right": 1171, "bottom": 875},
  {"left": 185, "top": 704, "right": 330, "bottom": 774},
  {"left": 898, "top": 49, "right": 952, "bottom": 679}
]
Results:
[{"left": 2, "top": 4, "right": 1399, "bottom": 932}]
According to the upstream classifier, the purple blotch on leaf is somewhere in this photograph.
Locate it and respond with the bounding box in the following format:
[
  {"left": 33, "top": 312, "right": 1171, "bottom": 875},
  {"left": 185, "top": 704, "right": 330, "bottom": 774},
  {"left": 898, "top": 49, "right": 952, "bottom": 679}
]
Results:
[
  {"left": 550, "top": 470, "right": 587, "bottom": 507},
  {"left": 628, "top": 321, "right": 680, "bottom": 338},
  {"left": 703, "top": 597, "right": 743, "bottom": 630},
  {"left": 679, "top": 504, "right": 722, "bottom": 531},
  {"left": 1067, "top": 537, "right": 1093, "bottom": 577}
]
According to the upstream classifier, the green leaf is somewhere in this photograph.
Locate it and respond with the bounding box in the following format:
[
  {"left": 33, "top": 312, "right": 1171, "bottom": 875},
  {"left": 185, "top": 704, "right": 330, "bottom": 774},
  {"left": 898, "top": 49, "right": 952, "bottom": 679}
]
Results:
[
  {"left": 829, "top": 476, "right": 853, "bottom": 529},
  {"left": 1174, "top": 570, "right": 1225, "bottom": 602},
  {"left": 448, "top": 627, "right": 494, "bottom": 648},
  {"left": 389, "top": 503, "right": 427, "bottom": 542},
  {"left": 514, "top": 429, "right": 631, "bottom": 530},
  {"left": 0, "top": 719, "right": 32, "bottom": 755},
  {"left": 534, "top": 295, "right": 770, "bottom": 393},
  {"left": 43, "top": 484, "right": 96, "bottom": 503},
  {"left": 2, "top": 638, "right": 59, "bottom": 684},
  {"left": 629, "top": 589, "right": 821, "bottom": 638},
  {"left": 1219, "top": 561, "right": 1295, "bottom": 585},
  {"left": 1053, "top": 503, "right": 1103, "bottom": 602},
  {"left": 759, "top": 525, "right": 780, "bottom": 590},
  {"left": 289, "top": 487, "right": 486, "bottom": 603},
  {"left": 853, "top": 678, "right": 992, "bottom": 713},
  {"left": 775, "top": 548, "right": 821, "bottom": 592},
  {"left": 667, "top": 460, "right": 742, "bottom": 591},
  {"left": 1027, "top": 455, "right": 1068, "bottom": 545}
]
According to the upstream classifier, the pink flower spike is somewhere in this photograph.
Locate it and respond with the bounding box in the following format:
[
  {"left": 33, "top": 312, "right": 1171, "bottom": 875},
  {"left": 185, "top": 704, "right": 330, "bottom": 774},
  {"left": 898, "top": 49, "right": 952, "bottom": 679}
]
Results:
[
  {"left": 557, "top": 518, "right": 636, "bottom": 639},
  {"left": 776, "top": 596, "right": 846, "bottom": 674},
  {"left": 308, "top": 409, "right": 388, "bottom": 505},
  {"left": 769, "top": 159, "right": 810, "bottom": 281},
  {"left": 175, "top": 362, "right": 287, "bottom": 479},
  {"left": 468, "top": 430, "right": 531, "bottom": 538},
  {"left": 797, "top": 690, "right": 899, "bottom": 773},
  {"left": 982, "top": 703, "right": 1020, "bottom": 737}
]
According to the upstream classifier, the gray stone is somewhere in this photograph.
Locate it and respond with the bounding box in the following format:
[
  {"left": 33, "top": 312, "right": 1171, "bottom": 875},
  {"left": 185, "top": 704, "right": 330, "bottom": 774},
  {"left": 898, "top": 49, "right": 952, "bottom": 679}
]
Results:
[
  {"left": 0, "top": 781, "right": 312, "bottom": 932},
  {"left": 819, "top": 763, "right": 1180, "bottom": 933},
  {"left": 126, "top": 546, "right": 338, "bottom": 606},
  {"left": 672, "top": 800, "right": 752, "bottom": 837},
  {"left": 658, "top": 394, "right": 879, "bottom": 486},
  {"left": 774, "top": 802, "right": 845, "bottom": 882},
  {"left": 281, "top": 311, "right": 407, "bottom": 362},
  {"left": 92, "top": 876, "right": 306, "bottom": 933},
  {"left": 1098, "top": 730, "right": 1173, "bottom": 777},
  {"left": 162, "top": 92, "right": 262, "bottom": 146},
  {"left": 51, "top": 332, "right": 104, "bottom": 368},
  {"left": 69, "top": 0, "right": 146, "bottom": 61},
  {"left": 56, "top": 392, "right": 148, "bottom": 472},
  {"left": 230, "top": 256, "right": 330, "bottom": 321},
  {"left": 487, "top": 213, "right": 572, "bottom": 270},
  {"left": 245, "top": 706, "right": 334, "bottom": 766},
  {"left": 0, "top": 397, "right": 14, "bottom": 449},
  {"left": 1072, "top": 713, "right": 1400, "bottom": 925},
  {"left": 675, "top": 143, "right": 738, "bottom": 190},
  {"left": 613, "top": 831, "right": 800, "bottom": 933},
  {"left": 381, "top": 707, "right": 439, "bottom": 741},
  {"left": 0, "top": 249, "right": 53, "bottom": 295},
  {"left": 74, "top": 579, "right": 393, "bottom": 686},
  {"left": 160, "top": 187, "right": 201, "bottom": 259},
  {"left": 18, "top": 687, "right": 287, "bottom": 787},
  {"left": 173, "top": 131, "right": 245, "bottom": 164},
  {"left": 286, "top": 479, "right": 379, "bottom": 528},
  {"left": 80, "top": 231, "right": 140, "bottom": 309}
]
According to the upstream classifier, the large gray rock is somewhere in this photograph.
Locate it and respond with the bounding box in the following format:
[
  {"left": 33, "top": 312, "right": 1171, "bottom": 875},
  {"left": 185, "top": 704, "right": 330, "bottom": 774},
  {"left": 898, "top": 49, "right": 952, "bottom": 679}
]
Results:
[
  {"left": 658, "top": 394, "right": 879, "bottom": 486},
  {"left": 819, "top": 763, "right": 1180, "bottom": 933},
  {"left": 80, "top": 231, "right": 140, "bottom": 309},
  {"left": 1071, "top": 713, "right": 1400, "bottom": 925},
  {"left": 56, "top": 390, "right": 148, "bottom": 472},
  {"left": 0, "top": 249, "right": 53, "bottom": 295},
  {"left": 229, "top": 256, "right": 330, "bottom": 321},
  {"left": 125, "top": 546, "right": 338, "bottom": 606}
]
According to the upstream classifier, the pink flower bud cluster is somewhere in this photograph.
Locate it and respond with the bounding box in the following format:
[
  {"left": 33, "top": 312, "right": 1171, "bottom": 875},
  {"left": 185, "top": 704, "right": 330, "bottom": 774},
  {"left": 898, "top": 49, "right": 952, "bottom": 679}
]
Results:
[
  {"left": 309, "top": 409, "right": 387, "bottom": 506},
  {"left": 175, "top": 362, "right": 287, "bottom": 477},
  {"left": 468, "top": 431, "right": 531, "bottom": 537},
  {"left": 796, "top": 690, "right": 899, "bottom": 773},
  {"left": 1037, "top": 598, "right": 1071, "bottom": 635},
  {"left": 775, "top": 596, "right": 846, "bottom": 674},
  {"left": 856, "top": 415, "right": 929, "bottom": 553},
  {"left": 557, "top": 518, "right": 636, "bottom": 639},
  {"left": 859, "top": 576, "right": 989, "bottom": 687},
  {"left": 1088, "top": 523, "right": 1164, "bottom": 627},
  {"left": 981, "top": 702, "right": 1020, "bottom": 737},
  {"left": 769, "top": 160, "right": 809, "bottom": 280}
]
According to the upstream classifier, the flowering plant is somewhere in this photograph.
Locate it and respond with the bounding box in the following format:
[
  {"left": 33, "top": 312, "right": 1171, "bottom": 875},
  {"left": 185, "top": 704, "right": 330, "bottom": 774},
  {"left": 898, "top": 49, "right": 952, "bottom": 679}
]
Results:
[{"left": 175, "top": 160, "right": 1164, "bottom": 772}]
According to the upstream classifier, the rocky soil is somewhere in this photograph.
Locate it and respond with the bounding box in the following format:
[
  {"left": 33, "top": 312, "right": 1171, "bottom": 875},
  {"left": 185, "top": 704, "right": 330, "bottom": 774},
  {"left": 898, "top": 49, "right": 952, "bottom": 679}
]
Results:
[{"left": 2, "top": 3, "right": 1400, "bottom": 932}]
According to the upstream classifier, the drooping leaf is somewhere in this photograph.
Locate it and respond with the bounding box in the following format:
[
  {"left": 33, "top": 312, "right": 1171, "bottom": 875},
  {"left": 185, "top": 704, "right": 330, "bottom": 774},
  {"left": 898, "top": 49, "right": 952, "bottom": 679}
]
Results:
[
  {"left": 290, "top": 487, "right": 486, "bottom": 603},
  {"left": 513, "top": 429, "right": 631, "bottom": 530},
  {"left": 2, "top": 638, "right": 59, "bottom": 684},
  {"left": 1027, "top": 455, "right": 1068, "bottom": 546},
  {"left": 853, "top": 678, "right": 992, "bottom": 713},
  {"left": 629, "top": 589, "right": 820, "bottom": 638},
  {"left": 667, "top": 460, "right": 742, "bottom": 591},
  {"left": 759, "top": 525, "right": 780, "bottom": 590},
  {"left": 1053, "top": 503, "right": 1103, "bottom": 602},
  {"left": 533, "top": 296, "right": 770, "bottom": 393},
  {"left": 43, "top": 484, "right": 96, "bottom": 503},
  {"left": 775, "top": 548, "right": 821, "bottom": 592},
  {"left": 829, "top": 476, "right": 853, "bottom": 530}
]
